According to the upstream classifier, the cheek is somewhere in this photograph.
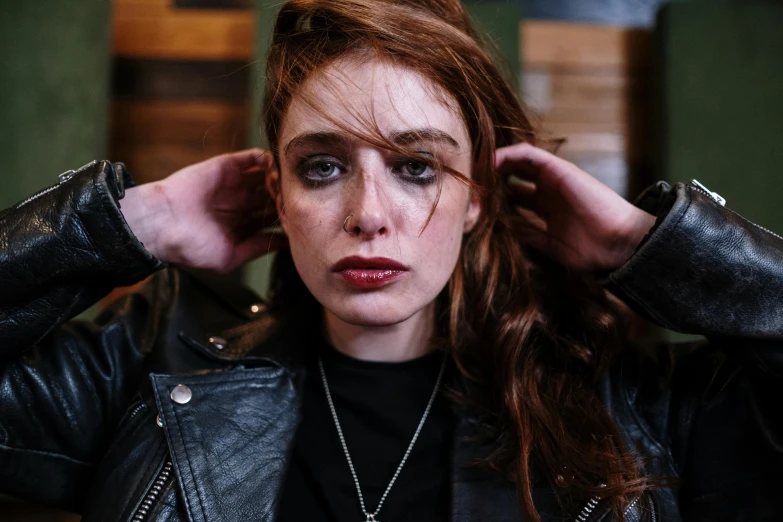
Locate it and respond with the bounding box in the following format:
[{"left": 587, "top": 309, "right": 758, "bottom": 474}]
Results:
[
  {"left": 280, "top": 180, "right": 339, "bottom": 240},
  {"left": 413, "top": 195, "right": 468, "bottom": 277},
  {"left": 279, "top": 187, "right": 337, "bottom": 274}
]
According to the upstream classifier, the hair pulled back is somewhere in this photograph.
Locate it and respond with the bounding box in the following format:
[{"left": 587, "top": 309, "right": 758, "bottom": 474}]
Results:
[{"left": 262, "top": 1, "right": 659, "bottom": 519}]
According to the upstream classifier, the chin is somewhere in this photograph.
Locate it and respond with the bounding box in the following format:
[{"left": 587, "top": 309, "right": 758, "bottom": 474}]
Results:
[
  {"left": 333, "top": 307, "right": 412, "bottom": 327},
  {"left": 325, "top": 296, "right": 420, "bottom": 327}
]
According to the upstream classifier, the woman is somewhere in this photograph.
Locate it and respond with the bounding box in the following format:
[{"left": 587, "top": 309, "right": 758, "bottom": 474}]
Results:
[{"left": 1, "top": 0, "right": 780, "bottom": 521}]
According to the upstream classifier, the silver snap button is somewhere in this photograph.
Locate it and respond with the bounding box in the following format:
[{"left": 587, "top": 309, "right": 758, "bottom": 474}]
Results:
[
  {"left": 208, "top": 336, "right": 227, "bottom": 350},
  {"left": 156, "top": 414, "right": 164, "bottom": 428},
  {"left": 170, "top": 384, "right": 192, "bottom": 404},
  {"left": 250, "top": 303, "right": 265, "bottom": 314}
]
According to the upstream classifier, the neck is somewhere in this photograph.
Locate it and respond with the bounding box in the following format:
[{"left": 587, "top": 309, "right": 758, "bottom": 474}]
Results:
[{"left": 324, "top": 304, "right": 436, "bottom": 362}]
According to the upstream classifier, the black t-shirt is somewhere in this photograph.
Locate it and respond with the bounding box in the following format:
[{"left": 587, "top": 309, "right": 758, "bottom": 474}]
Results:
[{"left": 277, "top": 342, "right": 453, "bottom": 522}]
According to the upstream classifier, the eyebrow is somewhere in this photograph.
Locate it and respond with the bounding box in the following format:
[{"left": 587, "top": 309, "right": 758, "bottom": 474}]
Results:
[{"left": 283, "top": 127, "right": 460, "bottom": 157}]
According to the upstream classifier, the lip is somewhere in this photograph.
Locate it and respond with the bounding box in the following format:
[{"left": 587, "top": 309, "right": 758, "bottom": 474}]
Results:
[
  {"left": 332, "top": 256, "right": 410, "bottom": 272},
  {"left": 332, "top": 256, "right": 409, "bottom": 289}
]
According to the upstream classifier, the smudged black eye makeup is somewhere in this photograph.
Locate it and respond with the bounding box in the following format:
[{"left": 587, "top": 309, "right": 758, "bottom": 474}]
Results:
[
  {"left": 390, "top": 153, "right": 436, "bottom": 185},
  {"left": 293, "top": 152, "right": 438, "bottom": 187},
  {"left": 295, "top": 154, "right": 345, "bottom": 188}
]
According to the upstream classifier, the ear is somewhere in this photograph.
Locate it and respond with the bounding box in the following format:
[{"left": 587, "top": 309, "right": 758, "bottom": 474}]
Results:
[
  {"left": 265, "top": 159, "right": 286, "bottom": 232},
  {"left": 463, "top": 188, "right": 481, "bottom": 233}
]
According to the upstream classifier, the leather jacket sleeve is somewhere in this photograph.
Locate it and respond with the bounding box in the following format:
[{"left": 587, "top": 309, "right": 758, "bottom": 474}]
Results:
[
  {"left": 605, "top": 181, "right": 783, "bottom": 520},
  {"left": 0, "top": 160, "right": 166, "bottom": 510},
  {"left": 607, "top": 181, "right": 783, "bottom": 345}
]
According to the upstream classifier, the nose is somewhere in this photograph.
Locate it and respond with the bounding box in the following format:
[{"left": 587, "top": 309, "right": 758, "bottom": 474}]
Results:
[{"left": 344, "top": 160, "right": 391, "bottom": 239}]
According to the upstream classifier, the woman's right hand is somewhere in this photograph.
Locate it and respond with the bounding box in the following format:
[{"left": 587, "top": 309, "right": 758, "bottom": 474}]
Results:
[{"left": 121, "top": 148, "right": 286, "bottom": 273}]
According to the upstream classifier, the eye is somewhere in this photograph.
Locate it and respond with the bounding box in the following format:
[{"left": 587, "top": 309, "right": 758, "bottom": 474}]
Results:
[
  {"left": 313, "top": 161, "right": 340, "bottom": 178},
  {"left": 392, "top": 156, "right": 436, "bottom": 185},
  {"left": 403, "top": 160, "right": 429, "bottom": 177},
  {"left": 295, "top": 155, "right": 345, "bottom": 187}
]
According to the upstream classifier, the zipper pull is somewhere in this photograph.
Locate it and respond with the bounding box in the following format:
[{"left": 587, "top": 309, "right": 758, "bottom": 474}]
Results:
[
  {"left": 58, "top": 160, "right": 99, "bottom": 184},
  {"left": 689, "top": 179, "right": 726, "bottom": 206},
  {"left": 58, "top": 169, "right": 76, "bottom": 184}
]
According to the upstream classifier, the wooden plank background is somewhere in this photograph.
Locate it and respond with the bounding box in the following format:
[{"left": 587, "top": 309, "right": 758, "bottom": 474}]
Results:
[
  {"left": 522, "top": 21, "right": 655, "bottom": 198},
  {"left": 1, "top": 0, "right": 655, "bottom": 519},
  {"left": 111, "top": 0, "right": 256, "bottom": 185}
]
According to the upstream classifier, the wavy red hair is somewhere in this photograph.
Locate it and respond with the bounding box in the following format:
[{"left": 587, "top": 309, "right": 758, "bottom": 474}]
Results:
[{"left": 262, "top": 1, "right": 666, "bottom": 519}]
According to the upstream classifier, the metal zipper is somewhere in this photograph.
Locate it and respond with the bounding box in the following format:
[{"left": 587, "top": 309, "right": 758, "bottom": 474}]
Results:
[
  {"left": 689, "top": 179, "right": 726, "bottom": 206},
  {"left": 131, "top": 460, "right": 174, "bottom": 522},
  {"left": 688, "top": 179, "right": 783, "bottom": 241},
  {"left": 623, "top": 494, "right": 641, "bottom": 519},
  {"left": 574, "top": 494, "right": 601, "bottom": 522},
  {"left": 647, "top": 492, "right": 657, "bottom": 522},
  {"left": 14, "top": 161, "right": 96, "bottom": 209},
  {"left": 730, "top": 209, "right": 783, "bottom": 242},
  {"left": 573, "top": 488, "right": 647, "bottom": 522},
  {"left": 127, "top": 401, "right": 147, "bottom": 421}
]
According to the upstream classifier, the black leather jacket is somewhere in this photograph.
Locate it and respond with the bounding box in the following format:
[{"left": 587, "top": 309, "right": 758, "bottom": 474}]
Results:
[{"left": 1, "top": 160, "right": 781, "bottom": 522}]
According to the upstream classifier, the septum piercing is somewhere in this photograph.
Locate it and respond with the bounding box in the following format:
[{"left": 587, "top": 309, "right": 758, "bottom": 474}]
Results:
[{"left": 343, "top": 214, "right": 353, "bottom": 234}]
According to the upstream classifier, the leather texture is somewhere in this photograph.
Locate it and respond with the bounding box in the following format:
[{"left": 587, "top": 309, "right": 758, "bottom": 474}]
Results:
[{"left": 1, "top": 162, "right": 781, "bottom": 522}]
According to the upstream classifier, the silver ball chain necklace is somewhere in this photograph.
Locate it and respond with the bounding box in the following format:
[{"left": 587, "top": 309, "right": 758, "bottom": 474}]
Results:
[{"left": 317, "top": 352, "right": 447, "bottom": 522}]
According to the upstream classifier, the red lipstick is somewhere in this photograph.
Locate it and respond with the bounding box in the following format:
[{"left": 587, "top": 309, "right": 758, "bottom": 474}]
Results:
[{"left": 332, "top": 256, "right": 409, "bottom": 289}]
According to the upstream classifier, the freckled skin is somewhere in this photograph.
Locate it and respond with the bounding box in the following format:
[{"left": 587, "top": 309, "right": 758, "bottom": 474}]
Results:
[{"left": 272, "top": 57, "right": 479, "bottom": 329}]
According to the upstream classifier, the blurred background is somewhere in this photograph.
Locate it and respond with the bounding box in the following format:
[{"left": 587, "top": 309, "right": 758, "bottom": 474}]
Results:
[{"left": 1, "top": 0, "right": 782, "bottom": 519}]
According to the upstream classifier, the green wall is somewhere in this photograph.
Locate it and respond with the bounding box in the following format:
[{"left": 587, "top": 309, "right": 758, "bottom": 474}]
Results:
[
  {"left": 655, "top": 1, "right": 783, "bottom": 342},
  {"left": 0, "top": 0, "right": 112, "bottom": 209},
  {"left": 657, "top": 1, "right": 783, "bottom": 233}
]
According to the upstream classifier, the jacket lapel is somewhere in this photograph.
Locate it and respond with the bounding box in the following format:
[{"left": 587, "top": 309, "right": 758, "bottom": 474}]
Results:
[{"left": 151, "top": 366, "right": 303, "bottom": 522}]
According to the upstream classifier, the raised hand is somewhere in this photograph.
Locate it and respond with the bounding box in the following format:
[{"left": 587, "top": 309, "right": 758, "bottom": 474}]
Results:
[
  {"left": 495, "top": 143, "right": 656, "bottom": 273},
  {"left": 121, "top": 149, "right": 285, "bottom": 273}
]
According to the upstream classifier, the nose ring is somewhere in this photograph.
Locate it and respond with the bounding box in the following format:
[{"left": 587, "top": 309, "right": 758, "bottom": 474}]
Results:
[{"left": 343, "top": 214, "right": 353, "bottom": 234}]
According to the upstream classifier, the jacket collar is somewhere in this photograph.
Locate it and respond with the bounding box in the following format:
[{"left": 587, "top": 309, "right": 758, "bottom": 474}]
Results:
[{"left": 151, "top": 366, "right": 304, "bottom": 522}]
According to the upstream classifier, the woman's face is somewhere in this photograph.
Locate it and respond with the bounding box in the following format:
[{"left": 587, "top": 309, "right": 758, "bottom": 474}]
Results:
[{"left": 271, "top": 57, "right": 479, "bottom": 327}]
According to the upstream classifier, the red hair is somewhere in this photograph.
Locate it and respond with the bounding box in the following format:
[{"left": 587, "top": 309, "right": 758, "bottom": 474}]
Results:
[{"left": 262, "top": 1, "right": 667, "bottom": 519}]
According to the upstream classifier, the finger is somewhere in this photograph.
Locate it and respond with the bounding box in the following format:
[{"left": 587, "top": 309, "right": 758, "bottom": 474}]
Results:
[
  {"left": 514, "top": 206, "right": 547, "bottom": 234},
  {"left": 240, "top": 164, "right": 265, "bottom": 176},
  {"left": 506, "top": 161, "right": 540, "bottom": 184},
  {"left": 495, "top": 142, "right": 558, "bottom": 168},
  {"left": 495, "top": 142, "right": 562, "bottom": 181},
  {"left": 512, "top": 208, "right": 552, "bottom": 254},
  {"left": 226, "top": 148, "right": 271, "bottom": 171},
  {"left": 507, "top": 179, "right": 539, "bottom": 210}
]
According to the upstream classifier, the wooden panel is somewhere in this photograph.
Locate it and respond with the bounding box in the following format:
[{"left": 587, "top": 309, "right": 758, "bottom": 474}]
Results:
[
  {"left": 113, "top": 0, "right": 170, "bottom": 12},
  {"left": 110, "top": 0, "right": 254, "bottom": 182},
  {"left": 521, "top": 20, "right": 654, "bottom": 198},
  {"left": 113, "top": 58, "right": 251, "bottom": 100},
  {"left": 523, "top": 20, "right": 652, "bottom": 72},
  {"left": 176, "top": 0, "right": 253, "bottom": 8},
  {"left": 111, "top": 100, "right": 249, "bottom": 183},
  {"left": 113, "top": 0, "right": 255, "bottom": 59}
]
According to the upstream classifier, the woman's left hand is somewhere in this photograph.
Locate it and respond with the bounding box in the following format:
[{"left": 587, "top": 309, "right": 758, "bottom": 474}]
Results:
[{"left": 495, "top": 142, "right": 656, "bottom": 273}]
